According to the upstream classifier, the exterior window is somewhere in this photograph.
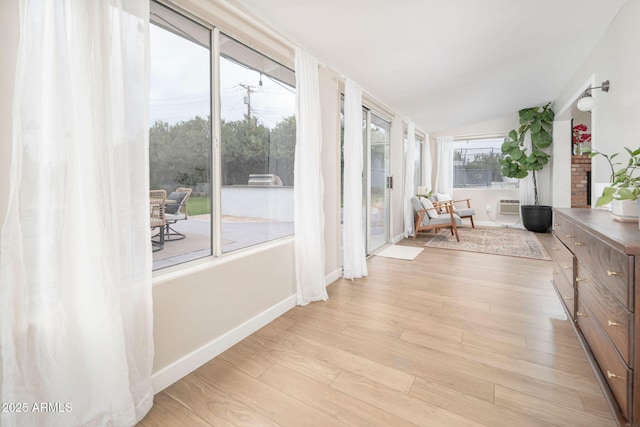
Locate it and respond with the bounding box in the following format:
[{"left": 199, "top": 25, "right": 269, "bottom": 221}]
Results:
[
  {"left": 452, "top": 138, "right": 518, "bottom": 188},
  {"left": 148, "top": 3, "right": 296, "bottom": 270},
  {"left": 149, "top": 2, "right": 212, "bottom": 270},
  {"left": 220, "top": 34, "right": 296, "bottom": 253}
]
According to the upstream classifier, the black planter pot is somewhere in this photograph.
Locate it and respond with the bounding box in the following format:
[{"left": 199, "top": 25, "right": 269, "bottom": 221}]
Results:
[{"left": 521, "top": 205, "right": 552, "bottom": 233}]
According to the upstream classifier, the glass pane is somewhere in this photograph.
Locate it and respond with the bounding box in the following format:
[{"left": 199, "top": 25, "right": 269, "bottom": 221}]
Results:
[
  {"left": 368, "top": 113, "right": 390, "bottom": 253},
  {"left": 452, "top": 138, "right": 517, "bottom": 188},
  {"left": 220, "top": 34, "right": 296, "bottom": 253},
  {"left": 149, "top": 2, "right": 212, "bottom": 270}
]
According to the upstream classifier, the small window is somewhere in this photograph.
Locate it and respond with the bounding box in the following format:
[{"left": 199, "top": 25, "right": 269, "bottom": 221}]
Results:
[{"left": 452, "top": 138, "right": 518, "bottom": 188}]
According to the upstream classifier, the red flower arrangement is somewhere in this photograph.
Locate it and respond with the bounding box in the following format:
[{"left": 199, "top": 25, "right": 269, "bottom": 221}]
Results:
[{"left": 572, "top": 123, "right": 592, "bottom": 145}]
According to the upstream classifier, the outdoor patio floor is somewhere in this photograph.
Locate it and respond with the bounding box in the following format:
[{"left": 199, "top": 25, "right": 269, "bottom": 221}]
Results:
[{"left": 152, "top": 215, "right": 294, "bottom": 270}]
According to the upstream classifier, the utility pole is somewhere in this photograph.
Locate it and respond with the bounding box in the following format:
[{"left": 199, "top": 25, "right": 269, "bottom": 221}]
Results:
[{"left": 239, "top": 83, "right": 258, "bottom": 119}]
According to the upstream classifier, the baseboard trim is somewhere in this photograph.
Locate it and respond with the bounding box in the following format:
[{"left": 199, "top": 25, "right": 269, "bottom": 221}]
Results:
[
  {"left": 392, "top": 233, "right": 405, "bottom": 244},
  {"left": 325, "top": 269, "right": 342, "bottom": 286},
  {"left": 151, "top": 294, "right": 297, "bottom": 393}
]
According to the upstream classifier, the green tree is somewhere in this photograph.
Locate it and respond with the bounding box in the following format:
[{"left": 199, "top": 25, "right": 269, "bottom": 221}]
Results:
[
  {"left": 220, "top": 114, "right": 270, "bottom": 185},
  {"left": 150, "top": 113, "right": 296, "bottom": 190},
  {"left": 268, "top": 115, "right": 296, "bottom": 186},
  {"left": 149, "top": 116, "right": 211, "bottom": 191}
]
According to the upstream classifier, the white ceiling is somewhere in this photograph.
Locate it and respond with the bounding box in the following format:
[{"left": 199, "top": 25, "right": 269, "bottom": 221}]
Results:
[{"left": 226, "top": 0, "right": 627, "bottom": 133}]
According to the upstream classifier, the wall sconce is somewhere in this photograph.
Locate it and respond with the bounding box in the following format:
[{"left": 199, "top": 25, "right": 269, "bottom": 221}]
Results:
[{"left": 577, "top": 80, "right": 610, "bottom": 112}]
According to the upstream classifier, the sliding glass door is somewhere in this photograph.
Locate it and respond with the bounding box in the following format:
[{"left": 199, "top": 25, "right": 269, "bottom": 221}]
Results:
[
  {"left": 340, "top": 105, "right": 391, "bottom": 258},
  {"left": 366, "top": 111, "right": 391, "bottom": 254}
]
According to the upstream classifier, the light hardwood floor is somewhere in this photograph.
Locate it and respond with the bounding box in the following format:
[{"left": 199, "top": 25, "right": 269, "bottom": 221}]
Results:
[{"left": 139, "top": 233, "right": 617, "bottom": 427}]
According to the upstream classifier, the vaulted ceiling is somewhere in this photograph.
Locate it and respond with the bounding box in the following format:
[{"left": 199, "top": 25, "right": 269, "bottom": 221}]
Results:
[{"left": 227, "top": 0, "right": 627, "bottom": 132}]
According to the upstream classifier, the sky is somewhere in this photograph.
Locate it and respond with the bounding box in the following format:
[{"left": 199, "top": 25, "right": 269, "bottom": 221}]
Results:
[{"left": 149, "top": 24, "right": 294, "bottom": 128}]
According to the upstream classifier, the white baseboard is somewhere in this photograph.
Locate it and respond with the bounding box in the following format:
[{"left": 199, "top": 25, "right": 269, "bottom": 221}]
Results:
[
  {"left": 392, "top": 233, "right": 405, "bottom": 244},
  {"left": 325, "top": 269, "right": 342, "bottom": 286},
  {"left": 151, "top": 294, "right": 296, "bottom": 394}
]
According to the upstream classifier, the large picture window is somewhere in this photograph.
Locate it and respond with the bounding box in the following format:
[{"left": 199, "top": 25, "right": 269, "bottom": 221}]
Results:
[
  {"left": 452, "top": 138, "right": 518, "bottom": 189},
  {"left": 149, "top": 3, "right": 296, "bottom": 270}
]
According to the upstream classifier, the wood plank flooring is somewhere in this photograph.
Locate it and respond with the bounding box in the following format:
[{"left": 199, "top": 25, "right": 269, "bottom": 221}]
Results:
[{"left": 139, "top": 233, "right": 617, "bottom": 426}]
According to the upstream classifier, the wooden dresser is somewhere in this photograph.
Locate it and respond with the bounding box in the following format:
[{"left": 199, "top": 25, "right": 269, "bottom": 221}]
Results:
[{"left": 552, "top": 208, "right": 640, "bottom": 426}]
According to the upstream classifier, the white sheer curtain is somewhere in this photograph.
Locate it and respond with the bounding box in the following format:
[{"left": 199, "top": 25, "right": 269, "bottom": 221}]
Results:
[
  {"left": 342, "top": 79, "right": 368, "bottom": 280},
  {"left": 403, "top": 122, "right": 416, "bottom": 238},
  {"left": 435, "top": 136, "right": 455, "bottom": 195},
  {"left": 1, "top": 2, "right": 153, "bottom": 426},
  {"left": 423, "top": 134, "right": 433, "bottom": 191},
  {"left": 294, "top": 48, "right": 327, "bottom": 305}
]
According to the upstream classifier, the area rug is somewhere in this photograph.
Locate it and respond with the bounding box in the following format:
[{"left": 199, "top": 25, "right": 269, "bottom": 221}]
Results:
[
  {"left": 422, "top": 227, "right": 551, "bottom": 260},
  {"left": 376, "top": 245, "right": 424, "bottom": 260}
]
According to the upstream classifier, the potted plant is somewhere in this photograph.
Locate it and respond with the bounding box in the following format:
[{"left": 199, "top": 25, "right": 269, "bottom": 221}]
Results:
[
  {"left": 582, "top": 146, "right": 640, "bottom": 222},
  {"left": 499, "top": 103, "right": 554, "bottom": 232}
]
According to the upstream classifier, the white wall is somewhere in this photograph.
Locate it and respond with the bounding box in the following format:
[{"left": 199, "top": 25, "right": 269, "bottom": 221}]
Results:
[
  {"left": 554, "top": 0, "right": 640, "bottom": 189},
  {"left": 552, "top": 120, "right": 572, "bottom": 208}
]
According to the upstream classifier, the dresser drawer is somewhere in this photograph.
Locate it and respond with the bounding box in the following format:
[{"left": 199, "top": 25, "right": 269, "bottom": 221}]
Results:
[
  {"left": 551, "top": 235, "right": 575, "bottom": 286},
  {"left": 577, "top": 301, "right": 632, "bottom": 419},
  {"left": 577, "top": 261, "right": 632, "bottom": 365},
  {"left": 552, "top": 262, "right": 575, "bottom": 319},
  {"left": 571, "top": 224, "right": 632, "bottom": 309},
  {"left": 553, "top": 216, "right": 576, "bottom": 249}
]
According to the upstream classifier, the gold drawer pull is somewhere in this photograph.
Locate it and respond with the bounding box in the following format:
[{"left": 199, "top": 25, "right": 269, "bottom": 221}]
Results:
[
  {"left": 575, "top": 242, "right": 585, "bottom": 246},
  {"left": 608, "top": 320, "right": 621, "bottom": 327},
  {"left": 564, "top": 296, "right": 573, "bottom": 300},
  {"left": 576, "top": 277, "right": 586, "bottom": 282},
  {"left": 577, "top": 311, "right": 587, "bottom": 317},
  {"left": 607, "top": 371, "right": 622, "bottom": 379},
  {"left": 563, "top": 265, "right": 571, "bottom": 270},
  {"left": 607, "top": 270, "right": 621, "bottom": 277},
  {"left": 565, "top": 234, "right": 574, "bottom": 238}
]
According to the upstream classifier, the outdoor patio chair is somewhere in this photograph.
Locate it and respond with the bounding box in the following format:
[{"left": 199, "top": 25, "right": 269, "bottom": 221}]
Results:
[
  {"left": 435, "top": 193, "right": 476, "bottom": 228},
  {"left": 150, "top": 189, "right": 166, "bottom": 252},
  {"left": 164, "top": 187, "right": 192, "bottom": 241},
  {"left": 411, "top": 196, "right": 461, "bottom": 241}
]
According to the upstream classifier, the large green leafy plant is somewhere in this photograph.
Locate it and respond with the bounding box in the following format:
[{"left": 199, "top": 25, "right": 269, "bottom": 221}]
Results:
[
  {"left": 582, "top": 146, "right": 640, "bottom": 206},
  {"left": 499, "top": 103, "right": 555, "bottom": 206}
]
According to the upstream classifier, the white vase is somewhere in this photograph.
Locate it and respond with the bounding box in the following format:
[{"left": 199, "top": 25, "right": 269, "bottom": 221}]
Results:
[{"left": 611, "top": 199, "right": 639, "bottom": 222}]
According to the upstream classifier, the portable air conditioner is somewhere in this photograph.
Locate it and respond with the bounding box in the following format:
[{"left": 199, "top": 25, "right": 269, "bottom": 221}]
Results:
[{"left": 498, "top": 199, "right": 520, "bottom": 215}]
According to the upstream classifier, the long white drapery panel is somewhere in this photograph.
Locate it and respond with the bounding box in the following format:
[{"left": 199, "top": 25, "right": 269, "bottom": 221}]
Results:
[
  {"left": 403, "top": 122, "right": 416, "bottom": 238},
  {"left": 435, "top": 136, "right": 455, "bottom": 195},
  {"left": 423, "top": 134, "right": 433, "bottom": 191},
  {"left": 0, "top": 2, "right": 154, "bottom": 426},
  {"left": 294, "top": 49, "right": 328, "bottom": 305},
  {"left": 342, "top": 79, "right": 368, "bottom": 280}
]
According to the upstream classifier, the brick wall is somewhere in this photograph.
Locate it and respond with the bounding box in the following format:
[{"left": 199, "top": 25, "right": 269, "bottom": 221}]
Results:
[{"left": 571, "top": 154, "right": 591, "bottom": 208}]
